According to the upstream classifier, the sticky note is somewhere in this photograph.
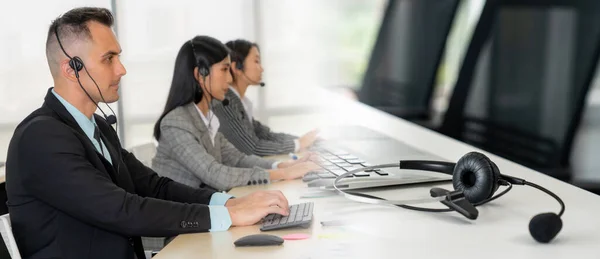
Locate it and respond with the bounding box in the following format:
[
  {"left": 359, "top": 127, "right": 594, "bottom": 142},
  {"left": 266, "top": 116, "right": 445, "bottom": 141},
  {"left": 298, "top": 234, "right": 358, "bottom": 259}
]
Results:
[{"left": 282, "top": 233, "right": 311, "bottom": 240}]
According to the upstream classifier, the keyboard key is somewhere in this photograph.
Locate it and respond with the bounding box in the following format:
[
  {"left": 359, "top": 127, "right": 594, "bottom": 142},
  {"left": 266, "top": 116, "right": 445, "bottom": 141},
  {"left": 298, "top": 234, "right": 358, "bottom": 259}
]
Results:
[
  {"left": 263, "top": 220, "right": 274, "bottom": 227},
  {"left": 342, "top": 166, "right": 362, "bottom": 172},
  {"left": 331, "top": 151, "right": 350, "bottom": 156},
  {"left": 289, "top": 205, "right": 297, "bottom": 217},
  {"left": 331, "top": 169, "right": 353, "bottom": 178},
  {"left": 361, "top": 163, "right": 375, "bottom": 172},
  {"left": 346, "top": 159, "right": 366, "bottom": 164},
  {"left": 265, "top": 214, "right": 276, "bottom": 221},
  {"left": 288, "top": 212, "right": 296, "bottom": 223},
  {"left": 336, "top": 162, "right": 352, "bottom": 167},
  {"left": 329, "top": 169, "right": 345, "bottom": 176},
  {"left": 311, "top": 169, "right": 328, "bottom": 174},
  {"left": 279, "top": 216, "right": 289, "bottom": 224},
  {"left": 303, "top": 203, "right": 314, "bottom": 220},
  {"left": 329, "top": 159, "right": 345, "bottom": 164},
  {"left": 353, "top": 172, "right": 370, "bottom": 177},
  {"left": 296, "top": 208, "right": 304, "bottom": 217},
  {"left": 303, "top": 204, "right": 311, "bottom": 217},
  {"left": 323, "top": 155, "right": 338, "bottom": 160},
  {"left": 373, "top": 169, "right": 389, "bottom": 176},
  {"left": 338, "top": 155, "right": 358, "bottom": 160},
  {"left": 303, "top": 214, "right": 313, "bottom": 222},
  {"left": 297, "top": 203, "right": 305, "bottom": 215},
  {"left": 319, "top": 161, "right": 334, "bottom": 167},
  {"left": 317, "top": 172, "right": 336, "bottom": 179}
]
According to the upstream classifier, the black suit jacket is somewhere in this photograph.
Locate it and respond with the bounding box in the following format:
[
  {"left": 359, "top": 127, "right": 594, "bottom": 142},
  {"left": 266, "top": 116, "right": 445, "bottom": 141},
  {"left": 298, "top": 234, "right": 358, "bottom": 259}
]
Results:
[{"left": 6, "top": 88, "right": 219, "bottom": 259}]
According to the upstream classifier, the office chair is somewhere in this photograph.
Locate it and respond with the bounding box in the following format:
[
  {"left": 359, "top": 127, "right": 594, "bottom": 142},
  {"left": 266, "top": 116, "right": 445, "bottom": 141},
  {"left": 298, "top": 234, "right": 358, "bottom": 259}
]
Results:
[
  {"left": 0, "top": 214, "right": 21, "bottom": 259},
  {"left": 129, "top": 142, "right": 158, "bottom": 168},
  {"left": 357, "top": 0, "right": 460, "bottom": 124},
  {"left": 439, "top": 0, "right": 600, "bottom": 182}
]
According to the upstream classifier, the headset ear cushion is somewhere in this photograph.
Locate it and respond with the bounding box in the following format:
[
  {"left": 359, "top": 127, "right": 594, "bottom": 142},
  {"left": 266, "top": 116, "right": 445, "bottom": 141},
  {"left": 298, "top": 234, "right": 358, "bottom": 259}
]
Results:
[
  {"left": 490, "top": 161, "right": 501, "bottom": 194},
  {"left": 452, "top": 152, "right": 496, "bottom": 204},
  {"left": 199, "top": 66, "right": 209, "bottom": 77},
  {"left": 69, "top": 57, "right": 83, "bottom": 72}
]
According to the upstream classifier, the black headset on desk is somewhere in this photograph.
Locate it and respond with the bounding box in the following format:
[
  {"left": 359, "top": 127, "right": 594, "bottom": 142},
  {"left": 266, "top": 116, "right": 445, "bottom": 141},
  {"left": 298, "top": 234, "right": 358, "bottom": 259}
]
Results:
[{"left": 332, "top": 151, "right": 565, "bottom": 244}]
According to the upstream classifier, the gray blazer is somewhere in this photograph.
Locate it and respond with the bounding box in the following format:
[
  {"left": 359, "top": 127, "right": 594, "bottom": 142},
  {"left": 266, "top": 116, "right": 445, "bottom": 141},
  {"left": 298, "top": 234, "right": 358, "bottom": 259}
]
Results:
[
  {"left": 151, "top": 103, "right": 275, "bottom": 191},
  {"left": 212, "top": 90, "right": 297, "bottom": 156}
]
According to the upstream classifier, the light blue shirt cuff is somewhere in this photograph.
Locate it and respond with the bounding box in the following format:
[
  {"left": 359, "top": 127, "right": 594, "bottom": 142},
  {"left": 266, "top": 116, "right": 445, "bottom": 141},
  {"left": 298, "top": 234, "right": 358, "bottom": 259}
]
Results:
[
  {"left": 208, "top": 205, "right": 232, "bottom": 232},
  {"left": 209, "top": 192, "right": 234, "bottom": 206},
  {"left": 272, "top": 161, "right": 281, "bottom": 169}
]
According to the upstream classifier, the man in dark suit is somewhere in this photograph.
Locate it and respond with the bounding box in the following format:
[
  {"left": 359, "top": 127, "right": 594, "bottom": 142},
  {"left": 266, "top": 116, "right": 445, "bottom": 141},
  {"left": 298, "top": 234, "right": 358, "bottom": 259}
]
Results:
[{"left": 5, "top": 7, "right": 290, "bottom": 259}]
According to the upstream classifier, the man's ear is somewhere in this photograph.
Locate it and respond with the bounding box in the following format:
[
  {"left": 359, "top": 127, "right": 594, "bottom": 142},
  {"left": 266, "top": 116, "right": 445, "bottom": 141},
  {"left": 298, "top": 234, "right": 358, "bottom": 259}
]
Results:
[{"left": 61, "top": 59, "right": 78, "bottom": 82}]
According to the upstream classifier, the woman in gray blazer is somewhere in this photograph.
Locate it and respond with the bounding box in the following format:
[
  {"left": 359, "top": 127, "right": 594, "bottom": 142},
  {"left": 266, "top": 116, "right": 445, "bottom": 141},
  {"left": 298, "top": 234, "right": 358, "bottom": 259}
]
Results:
[
  {"left": 212, "top": 39, "right": 319, "bottom": 156},
  {"left": 152, "top": 36, "right": 318, "bottom": 192}
]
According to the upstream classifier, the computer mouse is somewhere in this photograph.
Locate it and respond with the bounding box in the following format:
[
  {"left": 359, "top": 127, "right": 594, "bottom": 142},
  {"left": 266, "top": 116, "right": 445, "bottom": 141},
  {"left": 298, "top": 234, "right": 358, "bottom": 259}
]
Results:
[{"left": 234, "top": 234, "right": 284, "bottom": 247}]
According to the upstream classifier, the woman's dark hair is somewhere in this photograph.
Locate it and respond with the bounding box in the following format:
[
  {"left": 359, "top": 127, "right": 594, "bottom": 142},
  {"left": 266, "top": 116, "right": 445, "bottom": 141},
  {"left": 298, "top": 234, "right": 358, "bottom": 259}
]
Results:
[
  {"left": 225, "top": 39, "right": 259, "bottom": 78},
  {"left": 154, "top": 35, "right": 229, "bottom": 140}
]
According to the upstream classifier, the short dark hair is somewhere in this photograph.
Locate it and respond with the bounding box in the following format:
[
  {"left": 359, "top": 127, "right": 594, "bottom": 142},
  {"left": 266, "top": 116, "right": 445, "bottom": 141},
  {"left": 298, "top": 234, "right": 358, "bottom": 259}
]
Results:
[{"left": 46, "top": 7, "right": 114, "bottom": 72}]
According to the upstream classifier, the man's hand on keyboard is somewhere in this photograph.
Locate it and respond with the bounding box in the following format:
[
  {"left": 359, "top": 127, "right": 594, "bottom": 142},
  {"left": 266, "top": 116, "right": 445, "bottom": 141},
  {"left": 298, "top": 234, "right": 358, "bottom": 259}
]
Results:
[{"left": 225, "top": 190, "right": 290, "bottom": 227}]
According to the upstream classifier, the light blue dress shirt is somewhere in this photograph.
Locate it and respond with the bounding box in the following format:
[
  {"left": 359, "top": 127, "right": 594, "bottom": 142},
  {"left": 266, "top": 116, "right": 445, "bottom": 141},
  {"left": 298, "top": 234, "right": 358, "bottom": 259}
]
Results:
[{"left": 52, "top": 89, "right": 233, "bottom": 231}]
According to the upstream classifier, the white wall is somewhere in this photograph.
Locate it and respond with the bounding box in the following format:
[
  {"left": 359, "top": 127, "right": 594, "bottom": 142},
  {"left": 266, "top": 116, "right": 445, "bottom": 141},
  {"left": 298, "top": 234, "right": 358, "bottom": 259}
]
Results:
[{"left": 0, "top": 0, "right": 387, "bottom": 157}]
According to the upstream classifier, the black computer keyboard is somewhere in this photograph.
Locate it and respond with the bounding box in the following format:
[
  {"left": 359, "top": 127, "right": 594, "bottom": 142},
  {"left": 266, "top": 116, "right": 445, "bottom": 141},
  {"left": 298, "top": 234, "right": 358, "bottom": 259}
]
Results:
[
  {"left": 302, "top": 146, "right": 389, "bottom": 182},
  {"left": 260, "top": 202, "right": 314, "bottom": 231}
]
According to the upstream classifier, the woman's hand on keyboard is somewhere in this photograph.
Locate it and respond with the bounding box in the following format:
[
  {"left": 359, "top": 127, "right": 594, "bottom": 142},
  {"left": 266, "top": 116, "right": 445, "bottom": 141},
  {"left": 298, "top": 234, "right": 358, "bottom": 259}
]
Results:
[
  {"left": 225, "top": 190, "right": 290, "bottom": 227},
  {"left": 281, "top": 161, "right": 320, "bottom": 180},
  {"left": 298, "top": 129, "right": 320, "bottom": 151},
  {"left": 277, "top": 152, "right": 319, "bottom": 168}
]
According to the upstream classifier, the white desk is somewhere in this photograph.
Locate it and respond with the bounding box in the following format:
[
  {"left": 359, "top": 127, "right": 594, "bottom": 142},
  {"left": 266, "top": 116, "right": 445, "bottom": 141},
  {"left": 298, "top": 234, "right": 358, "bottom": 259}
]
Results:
[{"left": 154, "top": 88, "right": 600, "bottom": 259}]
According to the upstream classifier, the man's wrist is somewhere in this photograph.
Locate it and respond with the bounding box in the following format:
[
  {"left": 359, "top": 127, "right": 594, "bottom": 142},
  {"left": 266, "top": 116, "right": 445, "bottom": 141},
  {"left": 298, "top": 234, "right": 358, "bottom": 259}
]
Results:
[{"left": 225, "top": 197, "right": 237, "bottom": 207}]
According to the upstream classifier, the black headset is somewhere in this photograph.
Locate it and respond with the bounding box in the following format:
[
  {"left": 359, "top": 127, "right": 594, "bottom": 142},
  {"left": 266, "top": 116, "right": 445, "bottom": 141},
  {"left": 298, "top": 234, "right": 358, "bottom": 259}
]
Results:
[
  {"left": 229, "top": 40, "right": 265, "bottom": 87},
  {"left": 189, "top": 38, "right": 229, "bottom": 106},
  {"left": 54, "top": 25, "right": 117, "bottom": 125},
  {"left": 332, "top": 151, "right": 565, "bottom": 244}
]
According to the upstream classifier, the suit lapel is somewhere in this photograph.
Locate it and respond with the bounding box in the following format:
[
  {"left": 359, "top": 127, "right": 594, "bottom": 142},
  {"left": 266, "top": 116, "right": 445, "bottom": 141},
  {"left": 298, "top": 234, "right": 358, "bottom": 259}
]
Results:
[
  {"left": 95, "top": 120, "right": 136, "bottom": 192},
  {"left": 44, "top": 88, "right": 123, "bottom": 186},
  {"left": 185, "top": 103, "right": 208, "bottom": 134},
  {"left": 227, "top": 91, "right": 254, "bottom": 128}
]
